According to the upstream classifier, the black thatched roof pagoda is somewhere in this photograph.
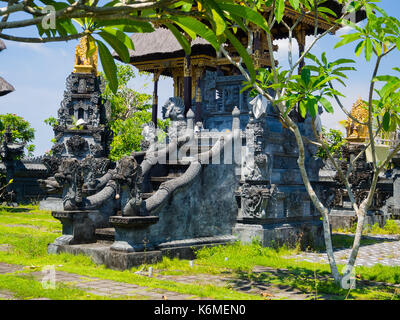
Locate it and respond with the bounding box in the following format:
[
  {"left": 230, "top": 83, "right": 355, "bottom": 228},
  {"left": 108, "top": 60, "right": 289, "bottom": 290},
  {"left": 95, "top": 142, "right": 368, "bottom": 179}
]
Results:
[
  {"left": 0, "top": 39, "right": 6, "bottom": 52},
  {"left": 0, "top": 77, "right": 15, "bottom": 97},
  {"left": 113, "top": 0, "right": 366, "bottom": 127},
  {"left": 126, "top": 28, "right": 214, "bottom": 63},
  {"left": 0, "top": 40, "right": 15, "bottom": 96}
]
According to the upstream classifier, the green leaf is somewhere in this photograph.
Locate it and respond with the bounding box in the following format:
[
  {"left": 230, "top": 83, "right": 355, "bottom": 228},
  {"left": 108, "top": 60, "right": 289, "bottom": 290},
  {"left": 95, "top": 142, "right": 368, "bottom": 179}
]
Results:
[
  {"left": 96, "top": 39, "right": 118, "bottom": 94},
  {"left": 305, "top": 52, "right": 322, "bottom": 67},
  {"left": 306, "top": 96, "right": 318, "bottom": 118},
  {"left": 275, "top": 0, "right": 285, "bottom": 23},
  {"left": 321, "top": 52, "right": 327, "bottom": 66},
  {"left": 334, "top": 33, "right": 361, "bottom": 49},
  {"left": 95, "top": 20, "right": 155, "bottom": 33},
  {"left": 165, "top": 23, "right": 191, "bottom": 55},
  {"left": 382, "top": 111, "right": 390, "bottom": 131},
  {"left": 318, "top": 6, "right": 337, "bottom": 17},
  {"left": 87, "top": 35, "right": 97, "bottom": 57},
  {"left": 319, "top": 96, "right": 334, "bottom": 114},
  {"left": 169, "top": 16, "right": 220, "bottom": 50},
  {"left": 301, "top": 68, "right": 311, "bottom": 86},
  {"left": 288, "top": 0, "right": 299, "bottom": 10},
  {"left": 101, "top": 27, "right": 134, "bottom": 50},
  {"left": 365, "top": 37, "right": 373, "bottom": 61},
  {"left": 225, "top": 29, "right": 255, "bottom": 81},
  {"left": 58, "top": 19, "right": 78, "bottom": 35},
  {"left": 372, "top": 39, "right": 382, "bottom": 56},
  {"left": 98, "top": 31, "right": 130, "bottom": 63},
  {"left": 204, "top": 0, "right": 227, "bottom": 36},
  {"left": 219, "top": 3, "right": 270, "bottom": 34},
  {"left": 212, "top": 8, "right": 227, "bottom": 35},
  {"left": 330, "top": 58, "right": 356, "bottom": 67},
  {"left": 355, "top": 40, "right": 365, "bottom": 57},
  {"left": 299, "top": 101, "right": 307, "bottom": 118}
]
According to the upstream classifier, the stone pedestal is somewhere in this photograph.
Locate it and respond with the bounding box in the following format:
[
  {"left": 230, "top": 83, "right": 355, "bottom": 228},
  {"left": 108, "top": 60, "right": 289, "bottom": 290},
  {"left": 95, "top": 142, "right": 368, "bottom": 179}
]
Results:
[
  {"left": 233, "top": 217, "right": 324, "bottom": 249},
  {"left": 39, "top": 196, "right": 63, "bottom": 211},
  {"left": 109, "top": 216, "right": 159, "bottom": 252},
  {"left": 51, "top": 210, "right": 103, "bottom": 245}
]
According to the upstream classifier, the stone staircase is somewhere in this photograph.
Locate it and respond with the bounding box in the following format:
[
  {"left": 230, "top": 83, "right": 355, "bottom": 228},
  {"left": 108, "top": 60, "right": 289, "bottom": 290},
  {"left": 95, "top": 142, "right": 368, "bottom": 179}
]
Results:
[{"left": 95, "top": 139, "right": 215, "bottom": 243}]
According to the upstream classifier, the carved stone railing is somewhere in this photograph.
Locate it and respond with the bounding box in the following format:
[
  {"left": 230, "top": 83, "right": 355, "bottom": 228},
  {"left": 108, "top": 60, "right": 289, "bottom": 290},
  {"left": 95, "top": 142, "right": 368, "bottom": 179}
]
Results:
[{"left": 141, "top": 108, "right": 241, "bottom": 215}]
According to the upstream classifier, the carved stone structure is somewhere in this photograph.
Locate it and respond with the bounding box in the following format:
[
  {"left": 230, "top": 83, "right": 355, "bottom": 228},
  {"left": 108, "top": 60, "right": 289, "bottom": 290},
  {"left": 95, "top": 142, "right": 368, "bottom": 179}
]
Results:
[
  {"left": 320, "top": 143, "right": 394, "bottom": 230},
  {"left": 233, "top": 95, "right": 324, "bottom": 248},
  {"left": 39, "top": 40, "right": 117, "bottom": 245},
  {"left": 47, "top": 3, "right": 369, "bottom": 268},
  {"left": 200, "top": 71, "right": 251, "bottom": 130},
  {"left": 162, "top": 97, "right": 187, "bottom": 140},
  {"left": 0, "top": 127, "right": 26, "bottom": 203}
]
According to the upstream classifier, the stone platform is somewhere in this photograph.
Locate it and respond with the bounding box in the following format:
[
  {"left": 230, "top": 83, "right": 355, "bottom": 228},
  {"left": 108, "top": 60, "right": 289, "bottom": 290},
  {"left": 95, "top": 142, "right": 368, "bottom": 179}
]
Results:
[
  {"left": 48, "top": 235, "right": 237, "bottom": 270},
  {"left": 233, "top": 217, "right": 324, "bottom": 249}
]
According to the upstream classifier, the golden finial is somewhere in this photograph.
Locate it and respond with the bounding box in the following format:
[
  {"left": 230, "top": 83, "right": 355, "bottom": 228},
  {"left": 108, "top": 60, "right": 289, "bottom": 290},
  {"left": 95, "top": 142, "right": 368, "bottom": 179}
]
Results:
[
  {"left": 344, "top": 96, "right": 369, "bottom": 142},
  {"left": 73, "top": 35, "right": 98, "bottom": 74}
]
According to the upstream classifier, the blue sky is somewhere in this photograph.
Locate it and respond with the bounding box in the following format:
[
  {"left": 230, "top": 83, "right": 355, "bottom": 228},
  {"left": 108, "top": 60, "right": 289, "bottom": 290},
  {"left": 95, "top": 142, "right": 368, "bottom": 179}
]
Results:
[{"left": 1, "top": 0, "right": 399, "bottom": 156}]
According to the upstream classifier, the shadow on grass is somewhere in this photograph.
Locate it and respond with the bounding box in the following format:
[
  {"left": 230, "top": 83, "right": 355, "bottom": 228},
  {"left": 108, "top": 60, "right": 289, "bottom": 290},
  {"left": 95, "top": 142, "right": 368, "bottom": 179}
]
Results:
[
  {"left": 229, "top": 265, "right": 394, "bottom": 300},
  {"left": 0, "top": 207, "right": 31, "bottom": 214},
  {"left": 228, "top": 266, "right": 343, "bottom": 300}
]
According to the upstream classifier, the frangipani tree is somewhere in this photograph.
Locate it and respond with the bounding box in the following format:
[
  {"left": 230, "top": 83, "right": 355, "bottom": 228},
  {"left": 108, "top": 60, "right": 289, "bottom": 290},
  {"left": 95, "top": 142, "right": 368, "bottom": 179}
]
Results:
[{"left": 217, "top": 0, "right": 400, "bottom": 288}]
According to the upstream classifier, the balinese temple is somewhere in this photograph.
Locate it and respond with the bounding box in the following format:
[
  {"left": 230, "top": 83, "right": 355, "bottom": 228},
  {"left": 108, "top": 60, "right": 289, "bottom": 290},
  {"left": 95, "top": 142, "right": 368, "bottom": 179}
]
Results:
[
  {"left": 113, "top": 1, "right": 366, "bottom": 131},
  {"left": 0, "top": 39, "right": 15, "bottom": 97}
]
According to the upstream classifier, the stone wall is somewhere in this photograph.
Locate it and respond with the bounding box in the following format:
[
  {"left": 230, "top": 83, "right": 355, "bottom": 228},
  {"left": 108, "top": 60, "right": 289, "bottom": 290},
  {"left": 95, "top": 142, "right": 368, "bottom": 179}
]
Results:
[
  {"left": 0, "top": 159, "right": 49, "bottom": 203},
  {"left": 115, "top": 163, "right": 239, "bottom": 248}
]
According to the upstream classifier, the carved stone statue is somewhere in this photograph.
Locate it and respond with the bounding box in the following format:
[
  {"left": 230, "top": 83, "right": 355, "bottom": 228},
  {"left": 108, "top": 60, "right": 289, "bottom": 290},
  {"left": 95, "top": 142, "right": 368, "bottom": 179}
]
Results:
[
  {"left": 114, "top": 156, "right": 143, "bottom": 216},
  {"left": 239, "top": 184, "right": 277, "bottom": 219},
  {"left": 162, "top": 97, "right": 187, "bottom": 140},
  {"left": 54, "top": 158, "right": 83, "bottom": 210}
]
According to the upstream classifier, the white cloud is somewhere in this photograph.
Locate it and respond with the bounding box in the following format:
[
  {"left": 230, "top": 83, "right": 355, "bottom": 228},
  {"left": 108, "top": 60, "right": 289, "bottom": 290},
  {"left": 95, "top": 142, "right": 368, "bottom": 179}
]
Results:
[{"left": 10, "top": 42, "right": 52, "bottom": 55}]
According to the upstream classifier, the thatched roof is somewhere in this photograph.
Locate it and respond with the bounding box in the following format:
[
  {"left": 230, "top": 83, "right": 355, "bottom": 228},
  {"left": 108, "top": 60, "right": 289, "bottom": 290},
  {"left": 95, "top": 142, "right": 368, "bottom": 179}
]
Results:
[
  {"left": 113, "top": 28, "right": 215, "bottom": 63},
  {"left": 0, "top": 76, "right": 15, "bottom": 97},
  {"left": 0, "top": 39, "right": 5, "bottom": 52},
  {"left": 1, "top": 41, "right": 15, "bottom": 96},
  {"left": 114, "top": 1, "right": 366, "bottom": 62}
]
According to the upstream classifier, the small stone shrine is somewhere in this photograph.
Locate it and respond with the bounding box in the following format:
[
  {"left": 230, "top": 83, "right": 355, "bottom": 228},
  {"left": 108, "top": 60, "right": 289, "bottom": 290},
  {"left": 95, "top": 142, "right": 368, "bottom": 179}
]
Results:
[
  {"left": 41, "top": 36, "right": 117, "bottom": 245},
  {"left": 319, "top": 97, "right": 399, "bottom": 230}
]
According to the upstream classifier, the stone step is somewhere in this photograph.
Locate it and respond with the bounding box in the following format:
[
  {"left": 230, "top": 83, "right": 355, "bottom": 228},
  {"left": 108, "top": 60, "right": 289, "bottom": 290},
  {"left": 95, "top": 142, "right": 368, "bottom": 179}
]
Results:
[
  {"left": 150, "top": 175, "right": 177, "bottom": 183},
  {"left": 343, "top": 201, "right": 354, "bottom": 209},
  {"left": 95, "top": 228, "right": 115, "bottom": 241},
  {"left": 165, "top": 160, "right": 192, "bottom": 166},
  {"left": 329, "top": 208, "right": 355, "bottom": 216}
]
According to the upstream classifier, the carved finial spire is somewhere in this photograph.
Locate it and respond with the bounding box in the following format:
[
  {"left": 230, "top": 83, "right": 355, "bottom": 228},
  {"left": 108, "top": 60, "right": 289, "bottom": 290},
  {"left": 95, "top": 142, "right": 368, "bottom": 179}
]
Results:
[{"left": 73, "top": 36, "right": 98, "bottom": 74}]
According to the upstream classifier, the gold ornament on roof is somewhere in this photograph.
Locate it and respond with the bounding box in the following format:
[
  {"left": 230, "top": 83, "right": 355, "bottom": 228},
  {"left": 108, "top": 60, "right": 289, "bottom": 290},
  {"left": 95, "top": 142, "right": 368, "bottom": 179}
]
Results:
[
  {"left": 73, "top": 35, "right": 98, "bottom": 74},
  {"left": 344, "top": 96, "right": 369, "bottom": 142}
]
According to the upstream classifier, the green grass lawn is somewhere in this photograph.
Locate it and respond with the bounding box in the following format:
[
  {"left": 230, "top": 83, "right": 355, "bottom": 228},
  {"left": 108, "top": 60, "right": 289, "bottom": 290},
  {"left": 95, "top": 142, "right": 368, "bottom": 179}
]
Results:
[{"left": 0, "top": 205, "right": 399, "bottom": 300}]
